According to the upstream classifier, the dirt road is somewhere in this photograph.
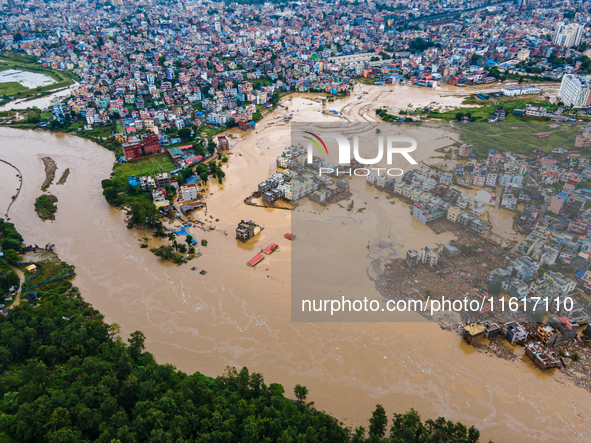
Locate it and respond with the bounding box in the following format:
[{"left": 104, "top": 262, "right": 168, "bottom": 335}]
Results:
[{"left": 4, "top": 260, "right": 25, "bottom": 309}]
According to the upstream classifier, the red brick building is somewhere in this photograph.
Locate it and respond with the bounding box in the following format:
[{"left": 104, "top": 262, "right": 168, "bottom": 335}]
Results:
[
  {"left": 238, "top": 119, "right": 251, "bottom": 131},
  {"left": 217, "top": 135, "right": 229, "bottom": 151},
  {"left": 123, "top": 134, "right": 162, "bottom": 161}
]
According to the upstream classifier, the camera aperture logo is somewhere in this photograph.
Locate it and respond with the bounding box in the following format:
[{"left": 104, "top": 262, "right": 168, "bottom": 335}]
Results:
[{"left": 303, "top": 132, "right": 418, "bottom": 177}]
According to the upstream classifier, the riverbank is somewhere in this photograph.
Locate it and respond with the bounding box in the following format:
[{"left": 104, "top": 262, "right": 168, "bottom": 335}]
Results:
[{"left": 2, "top": 83, "right": 591, "bottom": 442}]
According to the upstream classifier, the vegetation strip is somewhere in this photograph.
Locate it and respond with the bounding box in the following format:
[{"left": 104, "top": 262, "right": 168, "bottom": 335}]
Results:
[
  {"left": 57, "top": 168, "right": 70, "bottom": 185},
  {"left": 40, "top": 156, "right": 56, "bottom": 191}
]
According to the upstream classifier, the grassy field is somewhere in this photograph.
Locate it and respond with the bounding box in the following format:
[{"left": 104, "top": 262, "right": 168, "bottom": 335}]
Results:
[
  {"left": 113, "top": 153, "right": 177, "bottom": 179},
  {"left": 20, "top": 256, "right": 72, "bottom": 292},
  {"left": 458, "top": 121, "right": 581, "bottom": 157},
  {"left": 429, "top": 96, "right": 554, "bottom": 122},
  {"left": 355, "top": 76, "right": 380, "bottom": 85},
  {"left": 0, "top": 52, "right": 79, "bottom": 100}
]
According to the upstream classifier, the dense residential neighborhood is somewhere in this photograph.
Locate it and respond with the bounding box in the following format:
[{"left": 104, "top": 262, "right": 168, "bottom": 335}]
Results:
[{"left": 1, "top": 0, "right": 591, "bottom": 129}]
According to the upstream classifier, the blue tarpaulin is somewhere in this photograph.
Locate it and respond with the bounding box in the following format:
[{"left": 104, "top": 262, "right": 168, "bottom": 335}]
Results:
[{"left": 172, "top": 227, "right": 197, "bottom": 243}]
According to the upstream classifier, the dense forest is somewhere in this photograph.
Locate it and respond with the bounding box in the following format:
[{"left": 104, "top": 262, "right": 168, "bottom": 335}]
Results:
[{"left": 0, "top": 219, "right": 486, "bottom": 442}]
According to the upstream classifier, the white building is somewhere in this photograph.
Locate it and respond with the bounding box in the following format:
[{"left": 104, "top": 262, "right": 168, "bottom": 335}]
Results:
[
  {"left": 469, "top": 201, "right": 487, "bottom": 217},
  {"left": 552, "top": 23, "right": 583, "bottom": 48},
  {"left": 366, "top": 170, "right": 378, "bottom": 185},
  {"left": 501, "top": 85, "right": 541, "bottom": 96},
  {"left": 558, "top": 74, "right": 591, "bottom": 109},
  {"left": 439, "top": 173, "right": 452, "bottom": 185},
  {"left": 475, "top": 189, "right": 494, "bottom": 205},
  {"left": 180, "top": 184, "right": 198, "bottom": 201},
  {"left": 485, "top": 173, "right": 497, "bottom": 187},
  {"left": 517, "top": 48, "right": 530, "bottom": 61},
  {"left": 501, "top": 193, "right": 517, "bottom": 210}
]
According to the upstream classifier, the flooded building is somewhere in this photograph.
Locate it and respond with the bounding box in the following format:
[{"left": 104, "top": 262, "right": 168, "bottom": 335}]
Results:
[
  {"left": 217, "top": 135, "right": 230, "bottom": 151},
  {"left": 483, "top": 322, "right": 500, "bottom": 338},
  {"left": 412, "top": 202, "right": 444, "bottom": 224},
  {"left": 463, "top": 324, "right": 486, "bottom": 345},
  {"left": 503, "top": 321, "right": 529, "bottom": 345},
  {"left": 548, "top": 315, "right": 579, "bottom": 342},
  {"left": 180, "top": 183, "right": 198, "bottom": 201},
  {"left": 470, "top": 219, "right": 489, "bottom": 236},
  {"left": 406, "top": 250, "right": 419, "bottom": 268},
  {"left": 525, "top": 343, "right": 561, "bottom": 369},
  {"left": 442, "top": 244, "right": 460, "bottom": 257},
  {"left": 236, "top": 220, "right": 261, "bottom": 242},
  {"left": 536, "top": 324, "right": 563, "bottom": 346}
]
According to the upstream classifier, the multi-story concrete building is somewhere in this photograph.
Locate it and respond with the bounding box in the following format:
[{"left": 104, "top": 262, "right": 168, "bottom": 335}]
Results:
[
  {"left": 412, "top": 202, "right": 445, "bottom": 224},
  {"left": 552, "top": 23, "right": 584, "bottom": 47},
  {"left": 509, "top": 256, "right": 540, "bottom": 281},
  {"left": 558, "top": 74, "right": 591, "bottom": 109},
  {"left": 447, "top": 206, "right": 462, "bottom": 223}
]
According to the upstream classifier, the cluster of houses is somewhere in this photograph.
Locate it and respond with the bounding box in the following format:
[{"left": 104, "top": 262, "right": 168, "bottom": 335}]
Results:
[
  {"left": 3, "top": 0, "right": 590, "bottom": 132},
  {"left": 463, "top": 314, "right": 590, "bottom": 370},
  {"left": 129, "top": 172, "right": 175, "bottom": 209},
  {"left": 364, "top": 165, "right": 494, "bottom": 236},
  {"left": 259, "top": 145, "right": 351, "bottom": 204}
]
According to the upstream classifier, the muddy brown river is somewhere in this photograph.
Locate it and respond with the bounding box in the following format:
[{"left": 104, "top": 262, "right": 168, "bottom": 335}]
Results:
[{"left": 0, "top": 84, "right": 589, "bottom": 442}]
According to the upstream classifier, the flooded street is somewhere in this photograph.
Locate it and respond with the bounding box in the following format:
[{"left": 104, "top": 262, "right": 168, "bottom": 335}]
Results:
[{"left": 1, "top": 84, "right": 591, "bottom": 442}]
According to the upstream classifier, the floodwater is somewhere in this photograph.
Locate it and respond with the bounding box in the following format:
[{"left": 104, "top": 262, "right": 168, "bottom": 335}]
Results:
[
  {"left": 1, "top": 84, "right": 591, "bottom": 442},
  {"left": 0, "top": 69, "right": 56, "bottom": 89},
  {"left": 0, "top": 160, "right": 20, "bottom": 218}
]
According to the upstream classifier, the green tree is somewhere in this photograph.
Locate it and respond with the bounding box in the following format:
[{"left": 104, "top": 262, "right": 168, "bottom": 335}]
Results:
[
  {"left": 128, "top": 331, "right": 146, "bottom": 358},
  {"left": 103, "top": 187, "right": 120, "bottom": 205},
  {"left": 151, "top": 244, "right": 175, "bottom": 260},
  {"left": 294, "top": 384, "right": 308, "bottom": 402},
  {"left": 369, "top": 404, "right": 388, "bottom": 438},
  {"left": 351, "top": 426, "right": 365, "bottom": 443},
  {"left": 178, "top": 127, "right": 192, "bottom": 141},
  {"left": 0, "top": 270, "right": 19, "bottom": 293},
  {"left": 3, "top": 249, "right": 19, "bottom": 264}
]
